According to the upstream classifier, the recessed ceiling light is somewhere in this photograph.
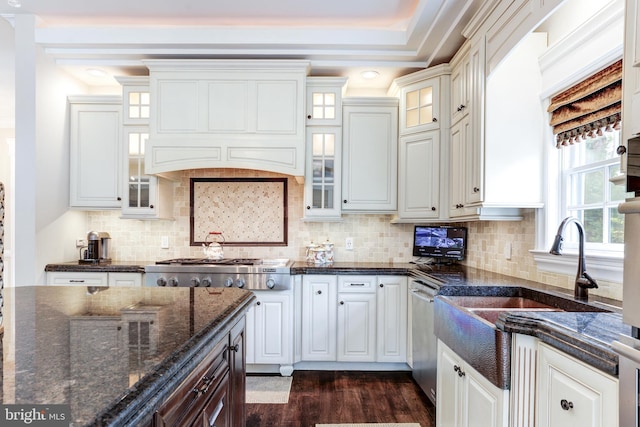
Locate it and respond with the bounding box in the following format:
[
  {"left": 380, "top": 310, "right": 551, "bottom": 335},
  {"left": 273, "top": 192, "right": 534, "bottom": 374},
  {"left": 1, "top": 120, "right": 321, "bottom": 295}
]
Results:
[
  {"left": 361, "top": 70, "right": 380, "bottom": 79},
  {"left": 7, "top": 0, "right": 21, "bottom": 8},
  {"left": 86, "top": 68, "right": 108, "bottom": 77}
]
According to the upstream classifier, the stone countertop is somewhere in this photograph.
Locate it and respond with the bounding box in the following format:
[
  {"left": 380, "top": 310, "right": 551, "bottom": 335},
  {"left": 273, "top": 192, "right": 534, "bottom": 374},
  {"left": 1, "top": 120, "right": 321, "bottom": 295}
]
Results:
[
  {"left": 291, "top": 261, "right": 415, "bottom": 275},
  {"left": 45, "top": 261, "right": 150, "bottom": 273},
  {"left": 419, "top": 264, "right": 628, "bottom": 377},
  {"left": 2, "top": 286, "right": 255, "bottom": 426}
]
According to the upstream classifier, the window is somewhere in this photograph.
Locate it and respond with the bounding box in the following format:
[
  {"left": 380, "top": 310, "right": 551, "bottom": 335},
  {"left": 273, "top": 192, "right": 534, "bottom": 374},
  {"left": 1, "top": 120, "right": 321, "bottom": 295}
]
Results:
[{"left": 560, "top": 130, "right": 631, "bottom": 252}]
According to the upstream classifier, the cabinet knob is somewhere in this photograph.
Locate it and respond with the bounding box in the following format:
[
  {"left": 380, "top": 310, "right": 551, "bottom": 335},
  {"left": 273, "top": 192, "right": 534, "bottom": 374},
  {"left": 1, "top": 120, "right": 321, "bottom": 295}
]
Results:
[
  {"left": 457, "top": 104, "right": 466, "bottom": 112},
  {"left": 316, "top": 290, "right": 322, "bottom": 295},
  {"left": 379, "top": 283, "right": 384, "bottom": 288},
  {"left": 343, "top": 199, "right": 348, "bottom": 204},
  {"left": 117, "top": 197, "right": 122, "bottom": 201},
  {"left": 339, "top": 301, "right": 344, "bottom": 305},
  {"left": 231, "top": 344, "right": 240, "bottom": 353},
  {"left": 453, "top": 365, "right": 465, "bottom": 377},
  {"left": 307, "top": 114, "right": 312, "bottom": 119},
  {"left": 560, "top": 399, "right": 574, "bottom": 411},
  {"left": 149, "top": 204, "right": 154, "bottom": 209},
  {"left": 306, "top": 205, "right": 311, "bottom": 210},
  {"left": 431, "top": 207, "right": 436, "bottom": 211},
  {"left": 617, "top": 145, "right": 626, "bottom": 155},
  {"left": 473, "top": 187, "right": 480, "bottom": 193},
  {"left": 432, "top": 117, "right": 438, "bottom": 122},
  {"left": 256, "top": 301, "right": 261, "bottom": 305}
]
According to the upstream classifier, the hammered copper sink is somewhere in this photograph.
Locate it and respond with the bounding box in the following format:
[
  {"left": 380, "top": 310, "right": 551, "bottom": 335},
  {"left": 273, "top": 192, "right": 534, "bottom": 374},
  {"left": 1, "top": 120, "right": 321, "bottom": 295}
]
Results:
[{"left": 434, "top": 286, "right": 611, "bottom": 390}]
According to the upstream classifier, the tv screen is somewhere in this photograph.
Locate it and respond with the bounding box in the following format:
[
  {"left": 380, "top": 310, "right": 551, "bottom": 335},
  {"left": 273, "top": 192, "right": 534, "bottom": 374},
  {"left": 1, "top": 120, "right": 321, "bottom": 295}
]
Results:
[{"left": 412, "top": 226, "right": 467, "bottom": 261}]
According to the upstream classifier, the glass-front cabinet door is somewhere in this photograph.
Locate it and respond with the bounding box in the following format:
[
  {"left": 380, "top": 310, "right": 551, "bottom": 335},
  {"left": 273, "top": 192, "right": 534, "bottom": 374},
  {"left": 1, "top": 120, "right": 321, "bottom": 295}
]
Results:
[
  {"left": 306, "top": 77, "right": 347, "bottom": 126},
  {"left": 399, "top": 77, "right": 440, "bottom": 135},
  {"left": 304, "top": 127, "right": 342, "bottom": 220},
  {"left": 122, "top": 127, "right": 157, "bottom": 217}
]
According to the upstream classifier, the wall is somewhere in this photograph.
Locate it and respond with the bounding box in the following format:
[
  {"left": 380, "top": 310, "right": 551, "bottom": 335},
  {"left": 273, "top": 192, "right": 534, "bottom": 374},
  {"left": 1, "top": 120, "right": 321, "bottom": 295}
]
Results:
[{"left": 86, "top": 168, "right": 622, "bottom": 301}]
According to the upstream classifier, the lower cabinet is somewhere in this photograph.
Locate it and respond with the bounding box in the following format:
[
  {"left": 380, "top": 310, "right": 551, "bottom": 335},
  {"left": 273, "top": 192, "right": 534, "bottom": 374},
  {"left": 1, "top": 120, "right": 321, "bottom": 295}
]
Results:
[
  {"left": 436, "top": 340, "right": 509, "bottom": 427},
  {"left": 153, "top": 317, "right": 245, "bottom": 427},
  {"left": 536, "top": 342, "right": 618, "bottom": 427},
  {"left": 245, "top": 290, "right": 293, "bottom": 375},
  {"left": 46, "top": 271, "right": 143, "bottom": 287},
  {"left": 301, "top": 274, "right": 407, "bottom": 364}
]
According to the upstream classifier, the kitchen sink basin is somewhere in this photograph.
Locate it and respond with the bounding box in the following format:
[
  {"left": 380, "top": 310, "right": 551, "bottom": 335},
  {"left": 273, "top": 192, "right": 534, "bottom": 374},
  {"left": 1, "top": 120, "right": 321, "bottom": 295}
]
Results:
[{"left": 434, "top": 286, "right": 611, "bottom": 390}]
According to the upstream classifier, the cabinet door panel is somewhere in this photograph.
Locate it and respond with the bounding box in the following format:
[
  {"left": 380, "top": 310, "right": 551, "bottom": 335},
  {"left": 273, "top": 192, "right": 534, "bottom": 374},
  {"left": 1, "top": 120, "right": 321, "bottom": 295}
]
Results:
[
  {"left": 437, "top": 342, "right": 462, "bottom": 427},
  {"left": 465, "top": 374, "right": 500, "bottom": 427},
  {"left": 337, "top": 292, "right": 376, "bottom": 362},
  {"left": 256, "top": 81, "right": 298, "bottom": 133},
  {"left": 302, "top": 276, "right": 337, "bottom": 361},
  {"left": 376, "top": 277, "right": 407, "bottom": 362},
  {"left": 155, "top": 80, "right": 200, "bottom": 132},
  {"left": 208, "top": 81, "right": 249, "bottom": 132},
  {"left": 253, "top": 293, "right": 291, "bottom": 364},
  {"left": 398, "top": 132, "right": 440, "bottom": 219}
]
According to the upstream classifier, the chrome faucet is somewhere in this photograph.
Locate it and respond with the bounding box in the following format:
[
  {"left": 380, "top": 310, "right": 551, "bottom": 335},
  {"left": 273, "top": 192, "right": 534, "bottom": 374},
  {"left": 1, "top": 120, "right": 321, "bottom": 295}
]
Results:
[{"left": 549, "top": 217, "right": 598, "bottom": 300}]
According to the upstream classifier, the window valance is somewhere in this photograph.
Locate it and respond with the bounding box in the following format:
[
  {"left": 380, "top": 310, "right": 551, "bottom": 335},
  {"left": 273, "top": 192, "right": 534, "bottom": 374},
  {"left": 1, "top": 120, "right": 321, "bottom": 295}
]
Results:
[{"left": 548, "top": 59, "right": 622, "bottom": 148}]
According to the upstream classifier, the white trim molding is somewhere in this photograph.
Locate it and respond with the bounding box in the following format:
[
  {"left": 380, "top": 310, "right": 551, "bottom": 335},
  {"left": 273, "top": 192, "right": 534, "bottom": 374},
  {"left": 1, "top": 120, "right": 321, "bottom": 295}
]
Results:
[{"left": 531, "top": 249, "right": 623, "bottom": 284}]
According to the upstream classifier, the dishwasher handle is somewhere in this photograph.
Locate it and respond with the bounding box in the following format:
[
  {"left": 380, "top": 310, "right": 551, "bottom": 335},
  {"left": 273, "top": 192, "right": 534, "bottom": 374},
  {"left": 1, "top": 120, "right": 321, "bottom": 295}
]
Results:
[{"left": 410, "top": 288, "right": 435, "bottom": 303}]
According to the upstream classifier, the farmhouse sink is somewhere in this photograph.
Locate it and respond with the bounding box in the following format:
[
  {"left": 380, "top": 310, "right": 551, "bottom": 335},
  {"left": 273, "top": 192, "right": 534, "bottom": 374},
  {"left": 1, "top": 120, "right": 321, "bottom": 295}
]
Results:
[{"left": 434, "top": 286, "right": 611, "bottom": 389}]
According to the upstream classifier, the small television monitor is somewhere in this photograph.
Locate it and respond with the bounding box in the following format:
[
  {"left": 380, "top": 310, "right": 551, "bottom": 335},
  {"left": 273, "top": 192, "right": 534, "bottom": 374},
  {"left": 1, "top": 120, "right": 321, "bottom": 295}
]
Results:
[{"left": 412, "top": 225, "right": 467, "bottom": 261}]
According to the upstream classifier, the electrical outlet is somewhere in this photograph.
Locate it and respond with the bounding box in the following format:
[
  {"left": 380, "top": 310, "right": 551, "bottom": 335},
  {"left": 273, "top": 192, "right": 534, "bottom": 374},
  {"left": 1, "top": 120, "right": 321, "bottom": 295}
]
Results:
[
  {"left": 161, "top": 236, "right": 170, "bottom": 249},
  {"left": 75, "top": 238, "right": 86, "bottom": 248},
  {"left": 345, "top": 237, "right": 354, "bottom": 250},
  {"left": 504, "top": 242, "right": 512, "bottom": 260}
]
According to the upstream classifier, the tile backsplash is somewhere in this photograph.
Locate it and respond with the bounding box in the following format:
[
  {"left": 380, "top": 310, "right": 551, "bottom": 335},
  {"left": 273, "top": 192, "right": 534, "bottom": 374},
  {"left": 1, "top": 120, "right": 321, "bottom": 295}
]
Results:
[{"left": 87, "top": 168, "right": 622, "bottom": 300}]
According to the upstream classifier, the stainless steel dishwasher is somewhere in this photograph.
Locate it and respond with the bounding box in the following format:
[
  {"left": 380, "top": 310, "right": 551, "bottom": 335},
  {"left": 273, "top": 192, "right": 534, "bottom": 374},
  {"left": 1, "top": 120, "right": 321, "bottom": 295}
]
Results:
[{"left": 410, "top": 278, "right": 439, "bottom": 405}]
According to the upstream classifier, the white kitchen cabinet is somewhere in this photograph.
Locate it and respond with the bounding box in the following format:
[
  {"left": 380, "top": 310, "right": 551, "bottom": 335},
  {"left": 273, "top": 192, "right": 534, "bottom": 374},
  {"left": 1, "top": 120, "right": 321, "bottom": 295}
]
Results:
[
  {"left": 47, "top": 271, "right": 109, "bottom": 286},
  {"left": 245, "top": 290, "right": 293, "bottom": 375},
  {"left": 337, "top": 275, "right": 377, "bottom": 362},
  {"left": 117, "top": 77, "right": 175, "bottom": 220},
  {"left": 389, "top": 66, "right": 450, "bottom": 222},
  {"left": 342, "top": 98, "right": 398, "bottom": 212},
  {"left": 396, "top": 76, "right": 441, "bottom": 135},
  {"left": 143, "top": 60, "right": 308, "bottom": 177},
  {"left": 303, "top": 126, "right": 342, "bottom": 221},
  {"left": 447, "top": 33, "right": 545, "bottom": 221},
  {"left": 437, "top": 340, "right": 509, "bottom": 427},
  {"left": 536, "top": 342, "right": 618, "bottom": 427},
  {"left": 306, "top": 77, "right": 347, "bottom": 127},
  {"left": 301, "top": 275, "right": 338, "bottom": 361},
  {"left": 451, "top": 43, "right": 472, "bottom": 125},
  {"left": 376, "top": 276, "right": 407, "bottom": 363},
  {"left": 121, "top": 126, "right": 174, "bottom": 220},
  {"left": 397, "top": 131, "right": 442, "bottom": 220},
  {"left": 46, "top": 271, "right": 143, "bottom": 287},
  {"left": 69, "top": 96, "right": 122, "bottom": 209},
  {"left": 108, "top": 272, "right": 143, "bottom": 287},
  {"left": 622, "top": 0, "right": 640, "bottom": 177}
]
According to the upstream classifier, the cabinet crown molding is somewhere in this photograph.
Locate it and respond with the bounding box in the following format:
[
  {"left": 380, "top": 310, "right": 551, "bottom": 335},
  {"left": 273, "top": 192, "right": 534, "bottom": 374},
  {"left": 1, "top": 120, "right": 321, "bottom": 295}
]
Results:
[{"left": 142, "top": 59, "right": 311, "bottom": 73}]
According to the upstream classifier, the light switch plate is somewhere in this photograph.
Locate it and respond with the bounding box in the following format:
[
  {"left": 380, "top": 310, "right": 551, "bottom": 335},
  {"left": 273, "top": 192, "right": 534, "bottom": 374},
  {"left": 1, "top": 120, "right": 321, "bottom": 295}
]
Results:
[{"left": 161, "top": 236, "right": 169, "bottom": 249}]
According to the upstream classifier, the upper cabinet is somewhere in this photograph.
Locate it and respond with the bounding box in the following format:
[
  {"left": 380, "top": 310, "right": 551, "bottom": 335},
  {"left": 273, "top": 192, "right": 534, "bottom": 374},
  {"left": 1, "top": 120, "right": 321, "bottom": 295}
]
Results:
[
  {"left": 389, "top": 66, "right": 451, "bottom": 222},
  {"left": 143, "top": 60, "right": 309, "bottom": 177},
  {"left": 306, "top": 77, "right": 347, "bottom": 127},
  {"left": 450, "top": 43, "right": 472, "bottom": 125},
  {"left": 342, "top": 97, "right": 398, "bottom": 213},
  {"left": 623, "top": 0, "right": 640, "bottom": 176},
  {"left": 69, "top": 96, "right": 122, "bottom": 209},
  {"left": 117, "top": 77, "right": 174, "bottom": 220}
]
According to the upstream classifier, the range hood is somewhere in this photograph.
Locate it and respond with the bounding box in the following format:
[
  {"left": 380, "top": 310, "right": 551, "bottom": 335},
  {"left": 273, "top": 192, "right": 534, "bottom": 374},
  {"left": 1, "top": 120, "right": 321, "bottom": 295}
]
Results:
[{"left": 143, "top": 60, "right": 309, "bottom": 180}]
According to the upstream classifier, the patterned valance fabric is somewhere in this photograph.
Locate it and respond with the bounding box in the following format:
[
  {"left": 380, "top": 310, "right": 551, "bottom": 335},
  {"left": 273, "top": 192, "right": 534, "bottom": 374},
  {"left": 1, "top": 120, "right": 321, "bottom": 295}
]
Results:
[{"left": 548, "top": 59, "right": 622, "bottom": 148}]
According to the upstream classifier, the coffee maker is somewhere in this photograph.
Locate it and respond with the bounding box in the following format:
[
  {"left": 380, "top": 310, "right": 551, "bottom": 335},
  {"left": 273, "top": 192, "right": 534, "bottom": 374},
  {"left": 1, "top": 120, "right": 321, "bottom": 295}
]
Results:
[{"left": 81, "top": 231, "right": 111, "bottom": 263}]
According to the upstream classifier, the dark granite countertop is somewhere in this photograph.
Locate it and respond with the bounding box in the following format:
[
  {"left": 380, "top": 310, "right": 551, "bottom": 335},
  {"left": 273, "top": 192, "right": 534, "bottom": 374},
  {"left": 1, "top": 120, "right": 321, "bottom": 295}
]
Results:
[
  {"left": 291, "top": 261, "right": 414, "bottom": 275},
  {"left": 2, "top": 286, "right": 255, "bottom": 426},
  {"left": 45, "top": 261, "right": 149, "bottom": 273}
]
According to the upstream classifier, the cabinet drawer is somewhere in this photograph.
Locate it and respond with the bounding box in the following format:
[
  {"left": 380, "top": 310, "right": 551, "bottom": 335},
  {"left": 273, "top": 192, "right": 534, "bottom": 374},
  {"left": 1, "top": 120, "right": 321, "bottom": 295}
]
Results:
[
  {"left": 338, "top": 275, "right": 376, "bottom": 293},
  {"left": 154, "top": 338, "right": 229, "bottom": 426},
  {"left": 196, "top": 371, "right": 230, "bottom": 427},
  {"left": 108, "top": 272, "right": 143, "bottom": 287},
  {"left": 47, "top": 272, "right": 108, "bottom": 286}
]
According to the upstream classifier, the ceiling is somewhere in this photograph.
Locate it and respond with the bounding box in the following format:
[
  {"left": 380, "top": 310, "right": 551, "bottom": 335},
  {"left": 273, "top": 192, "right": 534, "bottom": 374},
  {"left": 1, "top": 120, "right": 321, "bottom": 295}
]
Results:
[{"left": 0, "top": 0, "right": 484, "bottom": 93}]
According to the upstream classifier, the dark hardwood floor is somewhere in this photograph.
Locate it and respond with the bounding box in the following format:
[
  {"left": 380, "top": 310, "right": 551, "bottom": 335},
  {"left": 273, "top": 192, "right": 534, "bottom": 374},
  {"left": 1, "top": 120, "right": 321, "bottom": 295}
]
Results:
[{"left": 246, "top": 370, "right": 436, "bottom": 427}]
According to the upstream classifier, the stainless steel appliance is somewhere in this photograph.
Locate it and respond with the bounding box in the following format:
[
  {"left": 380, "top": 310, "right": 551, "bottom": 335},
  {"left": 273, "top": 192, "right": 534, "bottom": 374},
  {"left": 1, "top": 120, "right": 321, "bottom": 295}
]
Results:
[
  {"left": 144, "top": 258, "right": 292, "bottom": 290},
  {"left": 410, "top": 274, "right": 441, "bottom": 405},
  {"left": 82, "top": 231, "right": 111, "bottom": 262},
  {"left": 616, "top": 197, "right": 640, "bottom": 426}
]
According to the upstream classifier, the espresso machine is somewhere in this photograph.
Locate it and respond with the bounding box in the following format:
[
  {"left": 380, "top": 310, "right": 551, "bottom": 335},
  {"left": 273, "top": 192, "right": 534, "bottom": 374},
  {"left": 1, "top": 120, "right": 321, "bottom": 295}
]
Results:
[{"left": 80, "top": 231, "right": 111, "bottom": 263}]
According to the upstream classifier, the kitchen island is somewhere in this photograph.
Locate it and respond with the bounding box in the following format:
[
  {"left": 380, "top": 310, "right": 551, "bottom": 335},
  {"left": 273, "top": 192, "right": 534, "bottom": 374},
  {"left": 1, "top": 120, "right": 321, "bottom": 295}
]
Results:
[{"left": 1, "top": 285, "right": 255, "bottom": 426}]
